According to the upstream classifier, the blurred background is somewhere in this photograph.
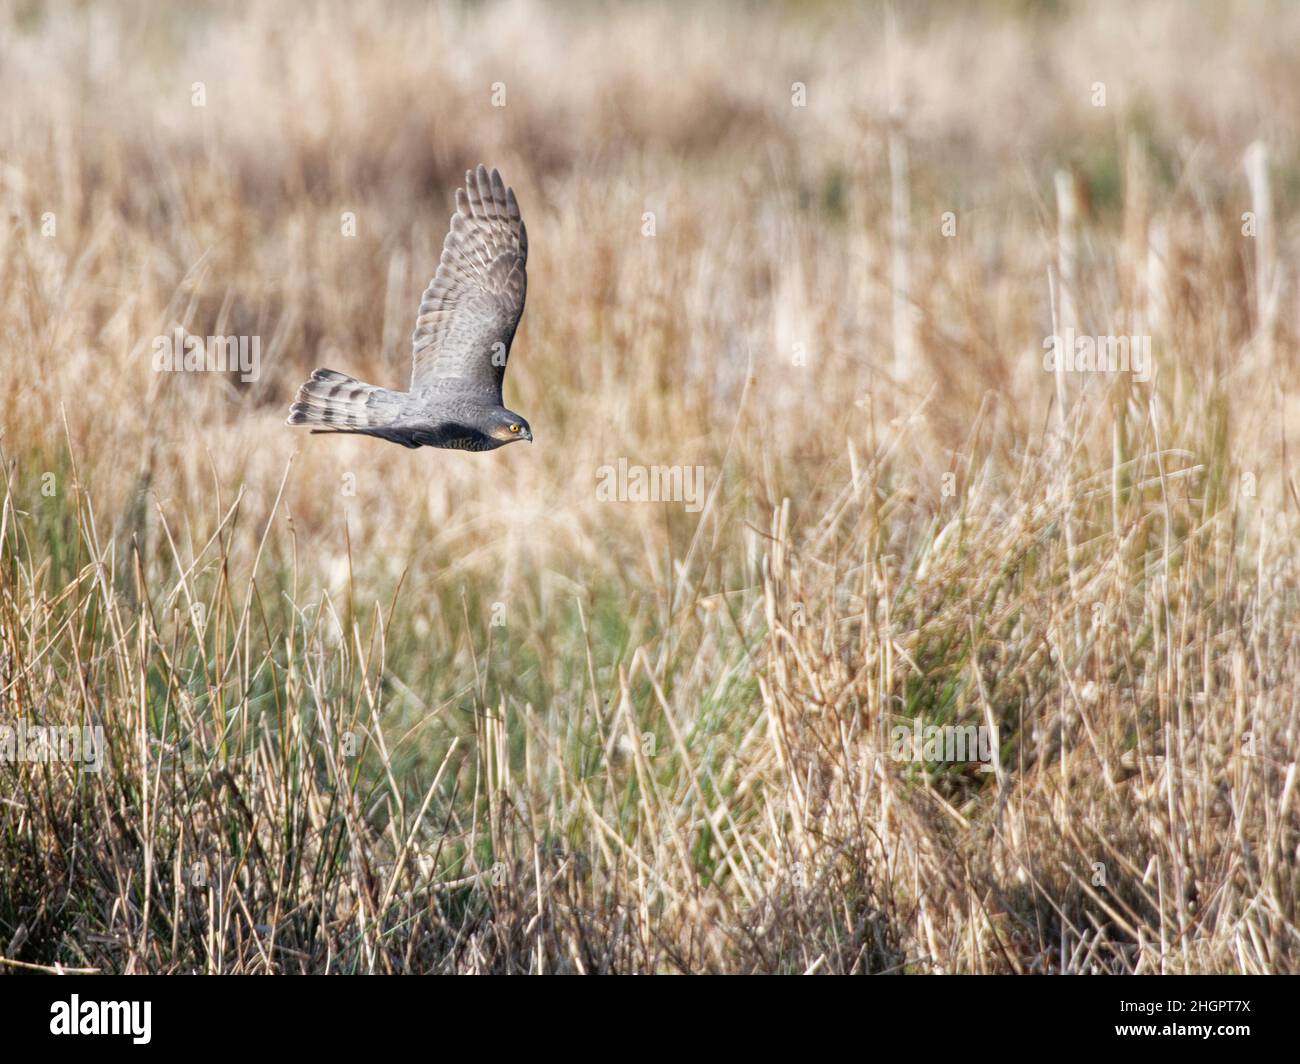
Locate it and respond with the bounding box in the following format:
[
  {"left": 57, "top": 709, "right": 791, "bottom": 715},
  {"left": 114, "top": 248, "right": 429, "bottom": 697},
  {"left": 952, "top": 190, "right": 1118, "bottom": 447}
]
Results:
[{"left": 1, "top": 0, "right": 1298, "bottom": 973}]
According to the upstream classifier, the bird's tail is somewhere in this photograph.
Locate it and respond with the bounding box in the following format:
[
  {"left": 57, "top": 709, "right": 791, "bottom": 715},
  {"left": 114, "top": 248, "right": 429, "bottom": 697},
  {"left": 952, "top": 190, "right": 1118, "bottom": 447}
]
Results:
[{"left": 286, "top": 369, "right": 402, "bottom": 433}]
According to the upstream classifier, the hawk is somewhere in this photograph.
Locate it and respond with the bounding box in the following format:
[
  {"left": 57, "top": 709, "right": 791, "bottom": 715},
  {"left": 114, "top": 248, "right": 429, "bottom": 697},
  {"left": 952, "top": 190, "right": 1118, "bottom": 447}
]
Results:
[{"left": 287, "top": 164, "right": 532, "bottom": 450}]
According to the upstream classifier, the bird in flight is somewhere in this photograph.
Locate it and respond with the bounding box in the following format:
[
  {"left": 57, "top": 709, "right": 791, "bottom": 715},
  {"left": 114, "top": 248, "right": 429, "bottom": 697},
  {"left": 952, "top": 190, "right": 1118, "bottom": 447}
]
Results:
[{"left": 287, "top": 164, "right": 531, "bottom": 450}]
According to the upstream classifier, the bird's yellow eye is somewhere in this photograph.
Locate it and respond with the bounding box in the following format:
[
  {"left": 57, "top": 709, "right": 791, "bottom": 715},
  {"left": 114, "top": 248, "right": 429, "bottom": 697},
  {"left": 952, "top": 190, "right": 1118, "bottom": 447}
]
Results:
[{"left": 509, "top": 424, "right": 521, "bottom": 433}]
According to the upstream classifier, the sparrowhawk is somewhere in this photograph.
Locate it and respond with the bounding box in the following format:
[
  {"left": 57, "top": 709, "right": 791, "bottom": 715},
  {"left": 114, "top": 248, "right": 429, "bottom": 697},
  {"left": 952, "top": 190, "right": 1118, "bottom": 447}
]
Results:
[{"left": 287, "top": 165, "right": 531, "bottom": 450}]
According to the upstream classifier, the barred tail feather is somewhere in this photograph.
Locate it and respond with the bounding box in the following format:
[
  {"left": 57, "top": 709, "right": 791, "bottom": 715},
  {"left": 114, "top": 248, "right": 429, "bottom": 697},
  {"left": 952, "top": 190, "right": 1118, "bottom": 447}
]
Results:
[{"left": 286, "top": 368, "right": 401, "bottom": 433}]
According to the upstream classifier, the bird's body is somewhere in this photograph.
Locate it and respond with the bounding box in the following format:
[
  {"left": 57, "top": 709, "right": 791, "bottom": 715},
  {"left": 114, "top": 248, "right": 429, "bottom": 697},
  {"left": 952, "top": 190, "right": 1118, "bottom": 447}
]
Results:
[{"left": 287, "top": 165, "right": 532, "bottom": 449}]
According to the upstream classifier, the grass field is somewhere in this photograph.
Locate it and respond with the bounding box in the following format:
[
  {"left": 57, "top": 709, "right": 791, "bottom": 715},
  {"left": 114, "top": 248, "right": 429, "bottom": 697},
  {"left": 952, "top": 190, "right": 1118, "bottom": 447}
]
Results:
[{"left": 1, "top": 0, "right": 1298, "bottom": 973}]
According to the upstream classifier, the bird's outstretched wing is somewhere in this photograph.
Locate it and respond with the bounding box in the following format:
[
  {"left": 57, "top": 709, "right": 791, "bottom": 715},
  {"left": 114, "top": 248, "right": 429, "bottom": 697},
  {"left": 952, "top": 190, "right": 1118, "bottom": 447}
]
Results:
[{"left": 410, "top": 165, "right": 528, "bottom": 398}]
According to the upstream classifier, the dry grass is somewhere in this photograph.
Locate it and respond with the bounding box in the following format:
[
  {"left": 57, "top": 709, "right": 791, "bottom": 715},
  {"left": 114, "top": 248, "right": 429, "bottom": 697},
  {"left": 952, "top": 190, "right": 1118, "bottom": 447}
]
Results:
[{"left": 1, "top": 0, "right": 1298, "bottom": 973}]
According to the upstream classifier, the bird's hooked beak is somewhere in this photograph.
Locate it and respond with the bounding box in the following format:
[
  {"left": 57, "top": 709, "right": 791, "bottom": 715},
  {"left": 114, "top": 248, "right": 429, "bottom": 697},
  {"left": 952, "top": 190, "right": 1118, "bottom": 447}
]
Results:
[{"left": 523, "top": 427, "right": 534, "bottom": 443}]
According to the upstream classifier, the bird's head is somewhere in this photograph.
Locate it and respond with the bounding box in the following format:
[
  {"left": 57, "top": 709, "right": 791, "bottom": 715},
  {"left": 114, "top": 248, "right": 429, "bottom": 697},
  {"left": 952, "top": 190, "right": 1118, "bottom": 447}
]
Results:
[{"left": 488, "top": 408, "right": 533, "bottom": 444}]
